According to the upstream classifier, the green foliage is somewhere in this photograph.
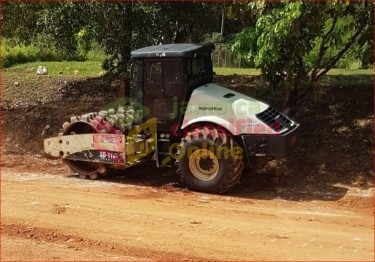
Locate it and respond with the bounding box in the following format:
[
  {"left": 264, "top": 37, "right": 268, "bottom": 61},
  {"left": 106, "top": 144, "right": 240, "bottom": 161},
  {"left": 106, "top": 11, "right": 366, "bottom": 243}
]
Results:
[
  {"left": 1, "top": 39, "right": 87, "bottom": 68},
  {"left": 86, "top": 43, "right": 107, "bottom": 62},
  {"left": 148, "top": 2, "right": 221, "bottom": 43},
  {"left": 2, "top": 2, "right": 45, "bottom": 45},
  {"left": 88, "top": 2, "right": 222, "bottom": 77},
  {"left": 37, "top": 2, "right": 93, "bottom": 58},
  {"left": 2, "top": 2, "right": 223, "bottom": 78},
  {"left": 3, "top": 0, "right": 373, "bottom": 108},
  {"left": 230, "top": 1, "right": 373, "bottom": 108},
  {"left": 2, "top": 42, "right": 39, "bottom": 68}
]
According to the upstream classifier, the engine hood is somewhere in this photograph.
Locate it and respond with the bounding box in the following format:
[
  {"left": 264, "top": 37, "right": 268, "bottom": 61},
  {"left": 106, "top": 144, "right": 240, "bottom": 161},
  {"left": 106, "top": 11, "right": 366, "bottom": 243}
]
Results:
[{"left": 182, "top": 83, "right": 296, "bottom": 135}]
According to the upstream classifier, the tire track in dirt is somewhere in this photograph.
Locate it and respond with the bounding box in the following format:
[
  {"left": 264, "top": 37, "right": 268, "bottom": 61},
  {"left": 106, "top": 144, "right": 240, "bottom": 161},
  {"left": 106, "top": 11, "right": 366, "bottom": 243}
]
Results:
[
  {"left": 1, "top": 169, "right": 374, "bottom": 261},
  {"left": 1, "top": 222, "right": 197, "bottom": 261}
]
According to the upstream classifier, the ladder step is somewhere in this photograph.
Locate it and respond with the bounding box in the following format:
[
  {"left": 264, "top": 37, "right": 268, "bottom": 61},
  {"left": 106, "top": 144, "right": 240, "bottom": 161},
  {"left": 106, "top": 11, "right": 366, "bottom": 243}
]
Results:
[{"left": 158, "top": 152, "right": 170, "bottom": 155}]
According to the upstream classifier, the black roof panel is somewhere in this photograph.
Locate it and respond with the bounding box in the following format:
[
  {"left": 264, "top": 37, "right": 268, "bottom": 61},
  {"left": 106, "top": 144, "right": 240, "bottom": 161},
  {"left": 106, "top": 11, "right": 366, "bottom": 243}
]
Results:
[{"left": 131, "top": 43, "right": 214, "bottom": 58}]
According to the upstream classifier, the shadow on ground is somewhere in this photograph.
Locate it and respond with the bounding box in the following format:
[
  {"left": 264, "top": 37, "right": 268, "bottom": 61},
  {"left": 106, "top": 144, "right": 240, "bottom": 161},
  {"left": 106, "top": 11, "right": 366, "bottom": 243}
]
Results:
[{"left": 65, "top": 159, "right": 349, "bottom": 202}]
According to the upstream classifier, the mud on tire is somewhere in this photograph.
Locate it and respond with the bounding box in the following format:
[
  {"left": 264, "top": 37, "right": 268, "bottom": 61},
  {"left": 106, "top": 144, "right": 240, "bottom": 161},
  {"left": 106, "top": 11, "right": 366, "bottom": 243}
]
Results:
[{"left": 176, "top": 126, "right": 244, "bottom": 193}]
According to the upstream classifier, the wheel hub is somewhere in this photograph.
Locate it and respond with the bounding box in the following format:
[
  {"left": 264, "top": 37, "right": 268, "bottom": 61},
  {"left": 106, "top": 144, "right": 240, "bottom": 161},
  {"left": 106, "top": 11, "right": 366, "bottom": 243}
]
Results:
[{"left": 188, "top": 149, "right": 219, "bottom": 181}]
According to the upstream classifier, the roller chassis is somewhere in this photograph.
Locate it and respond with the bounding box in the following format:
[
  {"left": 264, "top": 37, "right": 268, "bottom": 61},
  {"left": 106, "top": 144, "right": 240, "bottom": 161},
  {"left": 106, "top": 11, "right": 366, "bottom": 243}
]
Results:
[{"left": 44, "top": 43, "right": 299, "bottom": 193}]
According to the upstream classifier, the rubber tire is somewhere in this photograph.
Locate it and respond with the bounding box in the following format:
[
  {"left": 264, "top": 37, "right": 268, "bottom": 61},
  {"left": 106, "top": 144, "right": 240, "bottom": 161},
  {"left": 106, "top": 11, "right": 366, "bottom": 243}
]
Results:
[{"left": 177, "top": 126, "right": 244, "bottom": 193}]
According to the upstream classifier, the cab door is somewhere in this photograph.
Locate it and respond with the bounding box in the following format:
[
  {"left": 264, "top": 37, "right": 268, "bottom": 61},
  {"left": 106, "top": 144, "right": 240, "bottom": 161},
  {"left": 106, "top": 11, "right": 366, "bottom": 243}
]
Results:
[{"left": 143, "top": 59, "right": 183, "bottom": 131}]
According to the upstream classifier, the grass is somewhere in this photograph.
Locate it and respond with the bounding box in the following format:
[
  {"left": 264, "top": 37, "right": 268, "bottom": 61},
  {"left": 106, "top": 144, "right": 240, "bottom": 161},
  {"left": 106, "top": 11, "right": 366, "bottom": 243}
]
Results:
[
  {"left": 1, "top": 39, "right": 105, "bottom": 68},
  {"left": 214, "top": 67, "right": 373, "bottom": 76},
  {"left": 326, "top": 68, "right": 373, "bottom": 76},
  {"left": 1, "top": 40, "right": 85, "bottom": 68},
  {"left": 5, "top": 61, "right": 105, "bottom": 77},
  {"left": 4, "top": 61, "right": 373, "bottom": 78},
  {"left": 214, "top": 67, "right": 260, "bottom": 76}
]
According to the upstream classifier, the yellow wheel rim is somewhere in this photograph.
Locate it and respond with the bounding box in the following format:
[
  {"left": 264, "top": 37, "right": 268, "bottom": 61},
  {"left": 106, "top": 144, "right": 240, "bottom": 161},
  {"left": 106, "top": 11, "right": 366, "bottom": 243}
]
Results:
[{"left": 188, "top": 149, "right": 219, "bottom": 181}]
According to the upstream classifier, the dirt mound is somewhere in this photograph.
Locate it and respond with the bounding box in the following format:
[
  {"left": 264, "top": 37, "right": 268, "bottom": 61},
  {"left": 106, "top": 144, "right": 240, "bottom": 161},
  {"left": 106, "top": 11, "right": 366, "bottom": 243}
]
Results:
[
  {"left": 2, "top": 74, "right": 118, "bottom": 154},
  {"left": 1, "top": 72, "right": 373, "bottom": 191}
]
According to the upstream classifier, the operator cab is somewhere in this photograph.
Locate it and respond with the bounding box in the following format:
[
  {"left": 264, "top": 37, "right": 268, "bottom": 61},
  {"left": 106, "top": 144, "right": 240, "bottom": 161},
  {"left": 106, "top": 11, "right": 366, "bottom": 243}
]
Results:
[
  {"left": 131, "top": 43, "right": 214, "bottom": 132},
  {"left": 131, "top": 43, "right": 214, "bottom": 167}
]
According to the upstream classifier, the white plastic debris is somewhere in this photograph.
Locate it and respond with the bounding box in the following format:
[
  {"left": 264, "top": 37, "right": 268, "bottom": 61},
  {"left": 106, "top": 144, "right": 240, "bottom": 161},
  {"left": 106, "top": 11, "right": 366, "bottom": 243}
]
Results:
[{"left": 36, "top": 65, "right": 48, "bottom": 75}]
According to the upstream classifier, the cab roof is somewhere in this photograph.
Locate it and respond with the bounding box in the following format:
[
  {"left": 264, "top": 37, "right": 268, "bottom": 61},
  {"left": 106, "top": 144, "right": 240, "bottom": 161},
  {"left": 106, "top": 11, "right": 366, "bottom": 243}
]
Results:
[{"left": 131, "top": 43, "right": 214, "bottom": 58}]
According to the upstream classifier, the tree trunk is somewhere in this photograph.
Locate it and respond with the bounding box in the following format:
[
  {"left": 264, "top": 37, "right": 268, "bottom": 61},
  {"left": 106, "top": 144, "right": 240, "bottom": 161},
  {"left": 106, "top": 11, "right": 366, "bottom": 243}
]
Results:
[
  {"left": 174, "top": 29, "right": 189, "bottom": 43},
  {"left": 283, "top": 88, "right": 298, "bottom": 116},
  {"left": 283, "top": 88, "right": 291, "bottom": 114},
  {"left": 118, "top": 2, "right": 132, "bottom": 98},
  {"left": 119, "top": 46, "right": 131, "bottom": 98},
  {"left": 285, "top": 25, "right": 368, "bottom": 113}
]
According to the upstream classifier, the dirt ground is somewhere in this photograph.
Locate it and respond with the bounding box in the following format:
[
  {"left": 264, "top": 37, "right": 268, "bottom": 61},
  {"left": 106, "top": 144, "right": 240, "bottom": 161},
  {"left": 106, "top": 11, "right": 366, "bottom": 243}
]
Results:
[
  {"left": 1, "top": 157, "right": 374, "bottom": 261},
  {"left": 1, "top": 71, "right": 374, "bottom": 260}
]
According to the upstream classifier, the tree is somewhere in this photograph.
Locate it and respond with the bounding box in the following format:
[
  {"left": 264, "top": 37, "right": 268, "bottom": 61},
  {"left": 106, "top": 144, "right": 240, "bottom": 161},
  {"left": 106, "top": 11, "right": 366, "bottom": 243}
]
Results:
[
  {"left": 2, "top": 1, "right": 223, "bottom": 97},
  {"left": 2, "top": 2, "right": 45, "bottom": 45},
  {"left": 90, "top": 1, "right": 221, "bottom": 96},
  {"left": 230, "top": 1, "right": 373, "bottom": 112},
  {"left": 37, "top": 2, "right": 89, "bottom": 58},
  {"left": 88, "top": 2, "right": 134, "bottom": 97}
]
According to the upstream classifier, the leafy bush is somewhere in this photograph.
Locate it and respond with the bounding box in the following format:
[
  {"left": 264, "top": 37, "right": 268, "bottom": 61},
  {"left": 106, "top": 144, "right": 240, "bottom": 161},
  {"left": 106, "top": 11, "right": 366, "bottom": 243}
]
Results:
[{"left": 1, "top": 39, "right": 87, "bottom": 68}]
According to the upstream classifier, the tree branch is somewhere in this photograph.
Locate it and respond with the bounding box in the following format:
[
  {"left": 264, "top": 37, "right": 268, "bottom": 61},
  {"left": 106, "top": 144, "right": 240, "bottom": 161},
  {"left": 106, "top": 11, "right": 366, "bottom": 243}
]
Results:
[
  {"left": 295, "top": 24, "right": 369, "bottom": 104},
  {"left": 293, "top": 82, "right": 315, "bottom": 105},
  {"left": 311, "top": 14, "right": 338, "bottom": 81},
  {"left": 316, "top": 25, "right": 368, "bottom": 79}
]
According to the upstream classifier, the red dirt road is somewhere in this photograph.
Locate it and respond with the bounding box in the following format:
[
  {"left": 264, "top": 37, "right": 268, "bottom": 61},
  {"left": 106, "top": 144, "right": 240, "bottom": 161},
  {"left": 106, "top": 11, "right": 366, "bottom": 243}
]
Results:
[{"left": 1, "top": 163, "right": 374, "bottom": 261}]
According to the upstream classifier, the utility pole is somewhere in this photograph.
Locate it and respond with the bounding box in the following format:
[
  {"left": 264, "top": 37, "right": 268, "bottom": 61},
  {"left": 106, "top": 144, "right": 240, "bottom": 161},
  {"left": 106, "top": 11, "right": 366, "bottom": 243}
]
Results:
[
  {"left": 218, "top": 3, "right": 225, "bottom": 67},
  {"left": 220, "top": 4, "right": 225, "bottom": 42}
]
